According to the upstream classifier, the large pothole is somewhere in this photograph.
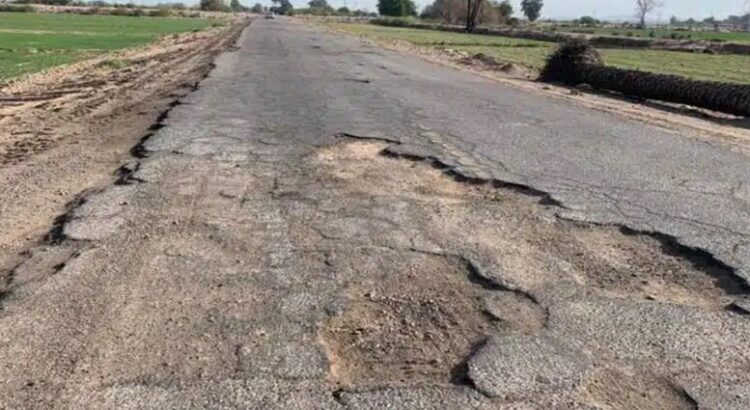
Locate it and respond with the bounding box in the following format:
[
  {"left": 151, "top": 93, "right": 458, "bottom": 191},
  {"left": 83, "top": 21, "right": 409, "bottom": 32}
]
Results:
[
  {"left": 314, "top": 140, "right": 746, "bottom": 399},
  {"left": 321, "top": 251, "right": 545, "bottom": 389}
]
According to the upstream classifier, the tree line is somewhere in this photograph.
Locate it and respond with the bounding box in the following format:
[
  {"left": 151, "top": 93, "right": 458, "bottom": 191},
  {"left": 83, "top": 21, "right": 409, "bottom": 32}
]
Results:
[{"left": 377, "top": 0, "right": 543, "bottom": 32}]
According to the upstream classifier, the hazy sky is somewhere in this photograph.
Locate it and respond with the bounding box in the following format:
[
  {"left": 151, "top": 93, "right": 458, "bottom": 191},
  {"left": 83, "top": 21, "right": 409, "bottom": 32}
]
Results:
[{"left": 268, "top": 0, "right": 750, "bottom": 20}]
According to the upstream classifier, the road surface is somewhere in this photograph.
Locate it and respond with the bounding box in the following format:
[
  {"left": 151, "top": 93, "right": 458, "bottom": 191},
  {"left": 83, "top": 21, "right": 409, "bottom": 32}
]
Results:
[{"left": 1, "top": 19, "right": 749, "bottom": 409}]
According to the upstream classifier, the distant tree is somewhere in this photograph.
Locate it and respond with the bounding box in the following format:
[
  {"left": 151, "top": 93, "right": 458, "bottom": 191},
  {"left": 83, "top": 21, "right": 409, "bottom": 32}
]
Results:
[
  {"left": 230, "top": 0, "right": 244, "bottom": 11},
  {"left": 308, "top": 0, "right": 328, "bottom": 8},
  {"left": 635, "top": 0, "right": 663, "bottom": 28},
  {"left": 420, "top": 4, "right": 439, "bottom": 19},
  {"left": 496, "top": 0, "right": 513, "bottom": 22},
  {"left": 337, "top": 6, "right": 350, "bottom": 14},
  {"left": 669, "top": 15, "right": 679, "bottom": 25},
  {"left": 270, "top": 0, "right": 292, "bottom": 14},
  {"left": 250, "top": 2, "right": 263, "bottom": 12},
  {"left": 578, "top": 15, "right": 598, "bottom": 26},
  {"left": 520, "top": 0, "right": 542, "bottom": 22},
  {"left": 377, "top": 0, "right": 416, "bottom": 16},
  {"left": 200, "top": 0, "right": 226, "bottom": 11},
  {"left": 36, "top": 0, "right": 72, "bottom": 4},
  {"left": 422, "top": 0, "right": 502, "bottom": 26}
]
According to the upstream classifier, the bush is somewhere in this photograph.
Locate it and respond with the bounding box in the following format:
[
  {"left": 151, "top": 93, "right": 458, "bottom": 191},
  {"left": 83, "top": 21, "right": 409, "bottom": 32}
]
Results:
[
  {"left": 148, "top": 8, "right": 171, "bottom": 17},
  {"left": 0, "top": 4, "right": 34, "bottom": 12},
  {"left": 539, "top": 39, "right": 603, "bottom": 83},
  {"left": 370, "top": 17, "right": 417, "bottom": 27}
]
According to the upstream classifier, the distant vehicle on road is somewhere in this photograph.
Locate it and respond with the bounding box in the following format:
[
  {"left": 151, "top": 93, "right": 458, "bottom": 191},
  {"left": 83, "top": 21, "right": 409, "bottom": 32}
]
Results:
[{"left": 265, "top": 12, "right": 276, "bottom": 19}]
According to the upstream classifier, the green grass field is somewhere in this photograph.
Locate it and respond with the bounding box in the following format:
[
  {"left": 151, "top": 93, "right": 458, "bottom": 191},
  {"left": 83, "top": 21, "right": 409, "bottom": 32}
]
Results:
[
  {"left": 0, "top": 12, "right": 216, "bottom": 82},
  {"left": 557, "top": 27, "right": 750, "bottom": 43},
  {"left": 331, "top": 23, "right": 750, "bottom": 85}
]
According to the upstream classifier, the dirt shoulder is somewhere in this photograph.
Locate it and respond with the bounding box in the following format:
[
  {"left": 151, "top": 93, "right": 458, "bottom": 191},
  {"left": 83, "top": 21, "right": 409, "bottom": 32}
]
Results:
[
  {"left": 321, "top": 22, "right": 750, "bottom": 156},
  {"left": 0, "top": 19, "right": 249, "bottom": 286}
]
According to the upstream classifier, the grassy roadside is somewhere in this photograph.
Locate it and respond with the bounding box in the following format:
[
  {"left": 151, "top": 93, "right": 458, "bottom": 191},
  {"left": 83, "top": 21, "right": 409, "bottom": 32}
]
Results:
[
  {"left": 329, "top": 23, "right": 750, "bottom": 85},
  {"left": 0, "top": 12, "right": 217, "bottom": 82}
]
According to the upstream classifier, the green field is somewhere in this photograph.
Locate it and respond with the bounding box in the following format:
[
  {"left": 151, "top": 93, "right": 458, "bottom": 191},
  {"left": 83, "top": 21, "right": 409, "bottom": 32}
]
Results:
[
  {"left": 331, "top": 23, "right": 750, "bottom": 85},
  {"left": 557, "top": 27, "right": 750, "bottom": 43},
  {"left": 0, "top": 12, "right": 216, "bottom": 82}
]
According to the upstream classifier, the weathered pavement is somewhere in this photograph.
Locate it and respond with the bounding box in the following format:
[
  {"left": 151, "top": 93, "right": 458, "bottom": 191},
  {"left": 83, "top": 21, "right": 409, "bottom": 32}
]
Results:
[{"left": 1, "top": 19, "right": 750, "bottom": 409}]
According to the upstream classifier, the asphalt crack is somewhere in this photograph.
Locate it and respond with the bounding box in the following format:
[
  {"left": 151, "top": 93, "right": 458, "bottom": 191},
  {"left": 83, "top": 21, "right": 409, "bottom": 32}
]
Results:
[{"left": 379, "top": 142, "right": 748, "bottom": 294}]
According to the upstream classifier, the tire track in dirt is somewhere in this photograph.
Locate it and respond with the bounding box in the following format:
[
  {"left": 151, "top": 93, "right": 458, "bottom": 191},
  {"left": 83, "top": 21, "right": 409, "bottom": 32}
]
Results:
[{"left": 0, "top": 19, "right": 249, "bottom": 300}]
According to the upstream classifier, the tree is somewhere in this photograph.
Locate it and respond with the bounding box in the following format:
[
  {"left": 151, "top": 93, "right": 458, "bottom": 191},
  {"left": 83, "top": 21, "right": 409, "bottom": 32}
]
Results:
[
  {"left": 230, "top": 0, "right": 244, "bottom": 12},
  {"left": 270, "top": 0, "right": 293, "bottom": 14},
  {"left": 308, "top": 0, "right": 333, "bottom": 13},
  {"left": 250, "top": 2, "right": 263, "bottom": 12},
  {"left": 578, "top": 16, "right": 598, "bottom": 26},
  {"left": 465, "top": 0, "right": 482, "bottom": 32},
  {"left": 635, "top": 0, "right": 662, "bottom": 28},
  {"left": 337, "top": 6, "right": 350, "bottom": 14},
  {"left": 422, "top": 0, "right": 505, "bottom": 26},
  {"left": 377, "top": 0, "right": 417, "bottom": 16},
  {"left": 200, "top": 0, "right": 226, "bottom": 11},
  {"left": 420, "top": 4, "right": 439, "bottom": 19},
  {"left": 520, "top": 0, "right": 542, "bottom": 22},
  {"left": 496, "top": 0, "right": 513, "bottom": 22}
]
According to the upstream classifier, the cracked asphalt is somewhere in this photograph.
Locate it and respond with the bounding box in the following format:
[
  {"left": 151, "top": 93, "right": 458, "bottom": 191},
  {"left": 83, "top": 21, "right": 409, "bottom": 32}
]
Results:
[{"left": 1, "top": 19, "right": 750, "bottom": 409}]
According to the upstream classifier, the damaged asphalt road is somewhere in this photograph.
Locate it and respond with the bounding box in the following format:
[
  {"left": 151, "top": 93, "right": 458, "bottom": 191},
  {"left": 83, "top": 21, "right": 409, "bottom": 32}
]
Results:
[{"left": 1, "top": 19, "right": 750, "bottom": 409}]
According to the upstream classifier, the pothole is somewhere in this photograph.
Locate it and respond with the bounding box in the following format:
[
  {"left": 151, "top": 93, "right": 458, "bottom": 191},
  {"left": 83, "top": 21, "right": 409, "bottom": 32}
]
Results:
[
  {"left": 314, "top": 139, "right": 746, "bottom": 397},
  {"left": 549, "top": 225, "right": 745, "bottom": 308},
  {"left": 316, "top": 140, "right": 746, "bottom": 310},
  {"left": 580, "top": 368, "right": 697, "bottom": 410},
  {"left": 320, "top": 251, "right": 538, "bottom": 389}
]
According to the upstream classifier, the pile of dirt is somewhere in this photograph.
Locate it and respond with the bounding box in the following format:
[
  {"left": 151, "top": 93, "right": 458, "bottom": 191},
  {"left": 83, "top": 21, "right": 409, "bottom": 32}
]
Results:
[
  {"left": 539, "top": 38, "right": 604, "bottom": 83},
  {"left": 540, "top": 39, "right": 750, "bottom": 118}
]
